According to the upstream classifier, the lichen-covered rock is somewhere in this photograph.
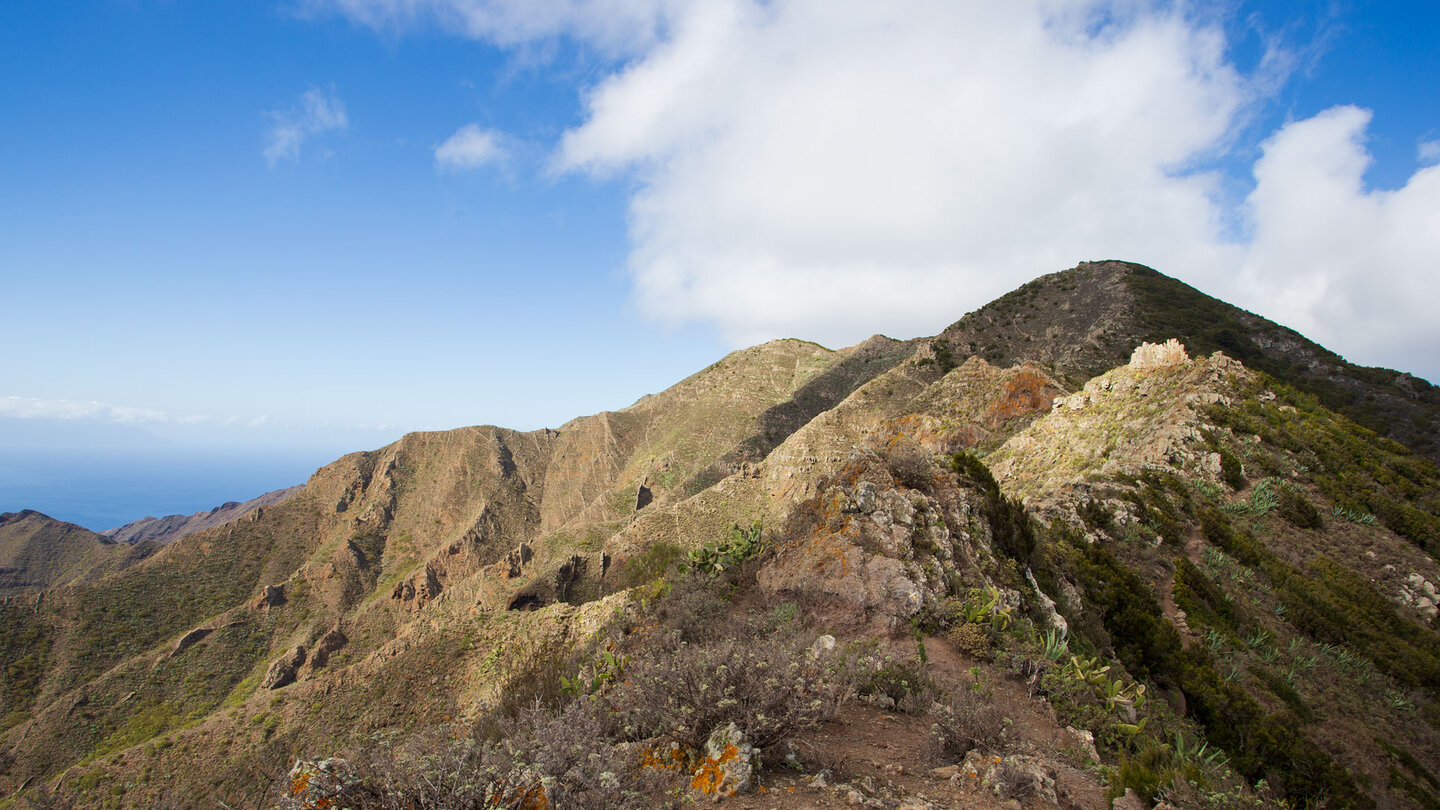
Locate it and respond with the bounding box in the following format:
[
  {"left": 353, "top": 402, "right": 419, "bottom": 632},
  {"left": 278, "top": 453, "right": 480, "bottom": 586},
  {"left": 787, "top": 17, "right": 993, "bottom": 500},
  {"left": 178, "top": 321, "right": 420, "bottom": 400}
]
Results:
[
  {"left": 691, "top": 722, "right": 757, "bottom": 797},
  {"left": 1401, "top": 572, "right": 1440, "bottom": 620},
  {"left": 285, "top": 757, "right": 348, "bottom": 809},
  {"left": 759, "top": 451, "right": 1004, "bottom": 627},
  {"left": 961, "top": 751, "right": 1058, "bottom": 804}
]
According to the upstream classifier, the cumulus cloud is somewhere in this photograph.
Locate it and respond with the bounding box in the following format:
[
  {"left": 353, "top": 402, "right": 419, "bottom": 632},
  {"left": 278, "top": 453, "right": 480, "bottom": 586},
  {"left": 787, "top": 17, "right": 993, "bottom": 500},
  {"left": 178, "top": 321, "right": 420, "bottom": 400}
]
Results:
[
  {"left": 554, "top": 0, "right": 1252, "bottom": 347},
  {"left": 264, "top": 86, "right": 349, "bottom": 165},
  {"left": 322, "top": 0, "right": 1440, "bottom": 381},
  {"left": 1233, "top": 107, "right": 1440, "bottom": 375},
  {"left": 435, "top": 124, "right": 507, "bottom": 170}
]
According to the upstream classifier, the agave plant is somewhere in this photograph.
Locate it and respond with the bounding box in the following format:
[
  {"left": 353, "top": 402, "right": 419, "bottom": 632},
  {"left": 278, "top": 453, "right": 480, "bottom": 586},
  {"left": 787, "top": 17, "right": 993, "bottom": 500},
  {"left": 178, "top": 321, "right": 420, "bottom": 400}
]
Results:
[
  {"left": 1171, "top": 733, "right": 1228, "bottom": 769},
  {"left": 1244, "top": 628, "right": 1271, "bottom": 649},
  {"left": 1040, "top": 628, "right": 1069, "bottom": 662}
]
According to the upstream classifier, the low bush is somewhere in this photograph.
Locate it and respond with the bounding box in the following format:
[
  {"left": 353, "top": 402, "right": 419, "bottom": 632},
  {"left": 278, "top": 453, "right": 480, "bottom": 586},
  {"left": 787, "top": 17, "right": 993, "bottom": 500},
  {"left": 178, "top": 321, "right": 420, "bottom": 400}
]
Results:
[
  {"left": 287, "top": 700, "right": 666, "bottom": 810},
  {"left": 948, "top": 622, "right": 993, "bottom": 660},
  {"left": 606, "top": 633, "right": 850, "bottom": 757},
  {"left": 1275, "top": 487, "right": 1323, "bottom": 530},
  {"left": 930, "top": 681, "right": 1006, "bottom": 757},
  {"left": 858, "top": 656, "right": 937, "bottom": 713},
  {"left": 615, "top": 542, "right": 683, "bottom": 588}
]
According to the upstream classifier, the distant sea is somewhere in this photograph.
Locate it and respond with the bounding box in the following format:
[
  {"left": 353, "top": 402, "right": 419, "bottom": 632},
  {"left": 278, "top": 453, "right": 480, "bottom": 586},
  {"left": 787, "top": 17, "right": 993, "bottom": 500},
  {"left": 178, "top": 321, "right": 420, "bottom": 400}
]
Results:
[{"left": 0, "top": 448, "right": 342, "bottom": 533}]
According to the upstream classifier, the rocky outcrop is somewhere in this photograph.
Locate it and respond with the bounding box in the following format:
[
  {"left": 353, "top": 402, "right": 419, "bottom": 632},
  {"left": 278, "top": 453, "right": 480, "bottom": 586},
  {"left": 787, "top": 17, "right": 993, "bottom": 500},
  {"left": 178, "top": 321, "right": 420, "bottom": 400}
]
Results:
[
  {"left": 170, "top": 627, "right": 211, "bottom": 657},
  {"left": 1129, "top": 338, "right": 1189, "bottom": 369},
  {"left": 1401, "top": 572, "right": 1440, "bottom": 621},
  {"left": 308, "top": 626, "right": 348, "bottom": 670},
  {"left": 261, "top": 645, "right": 307, "bottom": 690},
  {"left": 759, "top": 450, "right": 998, "bottom": 628}
]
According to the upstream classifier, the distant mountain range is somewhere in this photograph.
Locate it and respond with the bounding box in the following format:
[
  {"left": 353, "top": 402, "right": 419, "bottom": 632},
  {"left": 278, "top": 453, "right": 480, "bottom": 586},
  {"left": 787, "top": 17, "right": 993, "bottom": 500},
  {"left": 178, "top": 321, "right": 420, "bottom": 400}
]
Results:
[{"left": 101, "top": 485, "right": 302, "bottom": 545}]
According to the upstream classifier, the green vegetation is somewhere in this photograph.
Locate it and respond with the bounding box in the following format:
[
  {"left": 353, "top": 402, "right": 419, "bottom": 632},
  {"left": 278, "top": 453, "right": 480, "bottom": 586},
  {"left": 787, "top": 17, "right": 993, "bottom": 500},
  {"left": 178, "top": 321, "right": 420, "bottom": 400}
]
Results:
[
  {"left": 1125, "top": 264, "right": 1440, "bottom": 460},
  {"left": 679, "top": 521, "right": 764, "bottom": 575},
  {"left": 1205, "top": 378, "right": 1440, "bottom": 555},
  {"left": 949, "top": 452, "right": 1038, "bottom": 569},
  {"left": 0, "top": 602, "right": 51, "bottom": 731},
  {"left": 1201, "top": 508, "right": 1440, "bottom": 690},
  {"left": 614, "top": 541, "right": 683, "bottom": 587}
]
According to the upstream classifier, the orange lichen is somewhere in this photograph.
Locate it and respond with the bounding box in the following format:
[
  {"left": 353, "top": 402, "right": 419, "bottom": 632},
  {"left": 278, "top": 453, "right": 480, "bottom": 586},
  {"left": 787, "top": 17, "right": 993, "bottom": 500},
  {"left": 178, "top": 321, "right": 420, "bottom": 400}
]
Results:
[
  {"left": 691, "top": 742, "right": 741, "bottom": 795},
  {"left": 638, "top": 742, "right": 690, "bottom": 772},
  {"left": 287, "top": 768, "right": 335, "bottom": 809},
  {"left": 489, "top": 778, "right": 549, "bottom": 810}
]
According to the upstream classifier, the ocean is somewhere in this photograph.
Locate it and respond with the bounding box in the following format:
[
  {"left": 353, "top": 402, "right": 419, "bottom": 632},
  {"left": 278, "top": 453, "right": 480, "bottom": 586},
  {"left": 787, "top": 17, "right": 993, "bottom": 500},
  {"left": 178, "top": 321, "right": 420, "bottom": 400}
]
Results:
[{"left": 0, "top": 447, "right": 343, "bottom": 533}]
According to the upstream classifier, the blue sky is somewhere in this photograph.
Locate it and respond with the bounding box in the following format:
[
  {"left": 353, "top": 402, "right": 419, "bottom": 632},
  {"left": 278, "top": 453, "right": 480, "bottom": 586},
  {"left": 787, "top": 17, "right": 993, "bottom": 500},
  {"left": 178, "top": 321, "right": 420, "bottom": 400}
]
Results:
[{"left": 2, "top": 0, "right": 1439, "bottom": 476}]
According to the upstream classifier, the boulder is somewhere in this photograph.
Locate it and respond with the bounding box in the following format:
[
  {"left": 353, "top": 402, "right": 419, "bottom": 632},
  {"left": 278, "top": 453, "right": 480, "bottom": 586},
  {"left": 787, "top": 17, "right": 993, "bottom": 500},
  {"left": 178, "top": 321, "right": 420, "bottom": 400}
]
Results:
[
  {"left": 691, "top": 722, "right": 757, "bottom": 798},
  {"left": 309, "top": 626, "right": 348, "bottom": 670},
  {"left": 261, "top": 645, "right": 307, "bottom": 689}
]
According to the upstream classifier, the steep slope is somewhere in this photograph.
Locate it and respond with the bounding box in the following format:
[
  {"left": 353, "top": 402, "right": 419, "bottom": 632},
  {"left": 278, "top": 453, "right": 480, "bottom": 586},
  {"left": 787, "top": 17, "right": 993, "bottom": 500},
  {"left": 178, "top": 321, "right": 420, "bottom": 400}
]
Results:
[
  {"left": 0, "top": 339, "right": 887, "bottom": 804},
  {"left": 101, "top": 485, "right": 303, "bottom": 545},
  {"left": 0, "top": 511, "right": 159, "bottom": 596},
  {"left": 987, "top": 343, "right": 1440, "bottom": 808},
  {"left": 938, "top": 260, "right": 1440, "bottom": 461}
]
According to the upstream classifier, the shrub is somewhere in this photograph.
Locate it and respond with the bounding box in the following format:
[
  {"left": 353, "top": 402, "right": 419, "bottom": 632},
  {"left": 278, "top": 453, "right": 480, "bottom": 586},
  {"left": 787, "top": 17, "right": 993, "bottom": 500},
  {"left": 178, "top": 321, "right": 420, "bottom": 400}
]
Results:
[
  {"left": 615, "top": 542, "right": 682, "bottom": 588},
  {"left": 949, "top": 453, "right": 1040, "bottom": 568},
  {"left": 948, "top": 623, "right": 994, "bottom": 660},
  {"left": 859, "top": 657, "right": 937, "bottom": 713},
  {"left": 1218, "top": 448, "right": 1246, "bottom": 490},
  {"left": 606, "top": 633, "right": 849, "bottom": 756},
  {"left": 289, "top": 701, "right": 666, "bottom": 810},
  {"left": 1275, "top": 487, "right": 1323, "bottom": 530},
  {"left": 883, "top": 446, "right": 936, "bottom": 491},
  {"left": 930, "top": 683, "right": 1006, "bottom": 757}
]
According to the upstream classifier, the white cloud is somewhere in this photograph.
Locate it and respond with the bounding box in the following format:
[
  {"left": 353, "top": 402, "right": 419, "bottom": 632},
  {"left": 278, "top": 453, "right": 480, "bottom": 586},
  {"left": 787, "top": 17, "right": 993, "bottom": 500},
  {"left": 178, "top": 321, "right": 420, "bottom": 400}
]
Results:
[
  {"left": 323, "top": 0, "right": 1440, "bottom": 381},
  {"left": 435, "top": 124, "right": 507, "bottom": 170},
  {"left": 1, "top": 396, "right": 175, "bottom": 425},
  {"left": 263, "top": 86, "right": 349, "bottom": 165},
  {"left": 554, "top": 0, "right": 1251, "bottom": 347},
  {"left": 308, "top": 0, "right": 675, "bottom": 56},
  {"left": 1233, "top": 107, "right": 1440, "bottom": 375},
  {"left": 1420, "top": 137, "right": 1440, "bottom": 166}
]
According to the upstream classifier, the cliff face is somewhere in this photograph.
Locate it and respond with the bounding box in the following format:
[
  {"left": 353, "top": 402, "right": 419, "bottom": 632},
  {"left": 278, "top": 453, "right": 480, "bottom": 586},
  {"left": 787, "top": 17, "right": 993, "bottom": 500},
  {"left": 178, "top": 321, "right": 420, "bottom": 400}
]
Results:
[{"left": 3, "top": 264, "right": 1439, "bottom": 810}]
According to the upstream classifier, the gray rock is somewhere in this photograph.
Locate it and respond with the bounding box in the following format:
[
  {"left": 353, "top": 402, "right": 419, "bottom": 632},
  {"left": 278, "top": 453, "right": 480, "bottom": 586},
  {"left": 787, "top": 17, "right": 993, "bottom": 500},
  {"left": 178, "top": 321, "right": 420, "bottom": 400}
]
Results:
[{"left": 691, "top": 722, "right": 756, "bottom": 797}]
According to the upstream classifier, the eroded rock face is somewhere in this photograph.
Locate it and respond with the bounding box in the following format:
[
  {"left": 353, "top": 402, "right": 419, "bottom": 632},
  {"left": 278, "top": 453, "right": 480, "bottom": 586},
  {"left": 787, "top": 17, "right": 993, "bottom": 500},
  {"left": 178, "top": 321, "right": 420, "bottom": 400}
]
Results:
[
  {"left": 309, "top": 626, "right": 348, "bottom": 670},
  {"left": 261, "top": 645, "right": 307, "bottom": 690},
  {"left": 758, "top": 450, "right": 997, "bottom": 627}
]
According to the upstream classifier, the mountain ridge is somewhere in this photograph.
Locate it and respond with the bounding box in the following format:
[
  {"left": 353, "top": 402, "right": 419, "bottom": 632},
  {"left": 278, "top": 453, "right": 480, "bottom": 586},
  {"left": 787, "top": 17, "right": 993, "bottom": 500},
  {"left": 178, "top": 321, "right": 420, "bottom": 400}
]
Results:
[{"left": 2, "top": 261, "right": 1437, "bottom": 809}]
